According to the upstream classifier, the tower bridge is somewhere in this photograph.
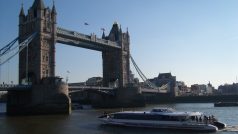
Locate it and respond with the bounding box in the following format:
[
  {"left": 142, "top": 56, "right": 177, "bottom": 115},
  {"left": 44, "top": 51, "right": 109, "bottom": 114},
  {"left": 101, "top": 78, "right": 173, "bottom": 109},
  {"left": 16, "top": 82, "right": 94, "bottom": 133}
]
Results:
[
  {"left": 0, "top": 0, "right": 167, "bottom": 115},
  {"left": 0, "top": 0, "right": 138, "bottom": 115}
]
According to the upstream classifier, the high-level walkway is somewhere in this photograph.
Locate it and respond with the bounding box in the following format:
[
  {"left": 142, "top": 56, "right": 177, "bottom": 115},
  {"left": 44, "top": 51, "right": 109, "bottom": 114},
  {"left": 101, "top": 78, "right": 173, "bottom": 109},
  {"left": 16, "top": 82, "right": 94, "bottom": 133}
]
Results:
[{"left": 56, "top": 27, "right": 121, "bottom": 51}]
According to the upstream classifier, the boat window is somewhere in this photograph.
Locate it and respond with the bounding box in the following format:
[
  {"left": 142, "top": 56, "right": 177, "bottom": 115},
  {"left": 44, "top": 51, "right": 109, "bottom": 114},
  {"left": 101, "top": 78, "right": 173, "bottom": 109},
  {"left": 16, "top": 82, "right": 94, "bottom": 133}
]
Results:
[
  {"left": 152, "top": 109, "right": 164, "bottom": 112},
  {"left": 151, "top": 108, "right": 174, "bottom": 113},
  {"left": 113, "top": 113, "right": 184, "bottom": 121}
]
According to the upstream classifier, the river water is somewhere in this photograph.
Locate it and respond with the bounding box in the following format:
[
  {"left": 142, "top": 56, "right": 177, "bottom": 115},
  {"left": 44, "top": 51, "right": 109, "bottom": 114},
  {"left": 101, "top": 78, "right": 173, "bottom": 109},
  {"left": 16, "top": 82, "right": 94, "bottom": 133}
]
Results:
[{"left": 0, "top": 103, "right": 237, "bottom": 134}]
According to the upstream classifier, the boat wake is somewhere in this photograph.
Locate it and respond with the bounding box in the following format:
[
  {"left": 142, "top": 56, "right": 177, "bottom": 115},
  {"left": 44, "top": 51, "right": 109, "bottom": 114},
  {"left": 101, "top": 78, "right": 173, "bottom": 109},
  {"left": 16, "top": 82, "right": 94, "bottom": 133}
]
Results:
[{"left": 220, "top": 125, "right": 238, "bottom": 132}]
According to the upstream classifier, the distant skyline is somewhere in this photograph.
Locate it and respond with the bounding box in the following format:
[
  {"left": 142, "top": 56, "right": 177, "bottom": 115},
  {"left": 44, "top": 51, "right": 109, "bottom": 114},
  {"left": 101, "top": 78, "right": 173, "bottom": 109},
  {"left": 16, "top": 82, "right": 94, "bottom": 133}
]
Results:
[{"left": 1, "top": 0, "right": 238, "bottom": 88}]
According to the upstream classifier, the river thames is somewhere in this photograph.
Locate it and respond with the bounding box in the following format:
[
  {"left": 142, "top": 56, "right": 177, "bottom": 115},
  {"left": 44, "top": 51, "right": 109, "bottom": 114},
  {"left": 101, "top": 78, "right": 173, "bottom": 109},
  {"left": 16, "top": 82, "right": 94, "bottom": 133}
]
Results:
[{"left": 0, "top": 103, "right": 237, "bottom": 134}]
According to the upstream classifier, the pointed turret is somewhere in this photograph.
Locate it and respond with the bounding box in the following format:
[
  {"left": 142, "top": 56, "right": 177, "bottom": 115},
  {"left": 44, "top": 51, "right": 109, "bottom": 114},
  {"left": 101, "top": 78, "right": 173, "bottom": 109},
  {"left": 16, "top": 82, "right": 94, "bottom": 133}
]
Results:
[
  {"left": 102, "top": 31, "right": 106, "bottom": 39},
  {"left": 119, "top": 25, "right": 122, "bottom": 34},
  {"left": 19, "top": 3, "right": 25, "bottom": 24},
  {"left": 111, "top": 22, "right": 120, "bottom": 33},
  {"left": 51, "top": 0, "right": 57, "bottom": 15},
  {"left": 51, "top": 0, "right": 57, "bottom": 24},
  {"left": 19, "top": 4, "right": 25, "bottom": 16},
  {"left": 108, "top": 22, "right": 121, "bottom": 41},
  {"left": 32, "top": 0, "right": 45, "bottom": 10}
]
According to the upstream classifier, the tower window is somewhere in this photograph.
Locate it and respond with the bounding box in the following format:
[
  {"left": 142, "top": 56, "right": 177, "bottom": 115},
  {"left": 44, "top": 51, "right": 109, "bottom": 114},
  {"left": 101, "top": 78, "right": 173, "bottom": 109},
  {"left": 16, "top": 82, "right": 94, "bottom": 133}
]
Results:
[
  {"left": 46, "top": 56, "right": 48, "bottom": 62},
  {"left": 46, "top": 70, "right": 49, "bottom": 76},
  {"left": 43, "top": 56, "right": 45, "bottom": 62},
  {"left": 34, "top": 10, "right": 37, "bottom": 18}
]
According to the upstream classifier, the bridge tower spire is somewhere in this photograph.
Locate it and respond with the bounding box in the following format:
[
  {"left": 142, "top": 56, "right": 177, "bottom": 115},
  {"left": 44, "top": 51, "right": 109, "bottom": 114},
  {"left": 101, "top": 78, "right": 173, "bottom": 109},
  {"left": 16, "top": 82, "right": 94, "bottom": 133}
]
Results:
[
  {"left": 19, "top": 3, "right": 25, "bottom": 31},
  {"left": 19, "top": 3, "right": 25, "bottom": 17},
  {"left": 19, "top": 0, "right": 56, "bottom": 84}
]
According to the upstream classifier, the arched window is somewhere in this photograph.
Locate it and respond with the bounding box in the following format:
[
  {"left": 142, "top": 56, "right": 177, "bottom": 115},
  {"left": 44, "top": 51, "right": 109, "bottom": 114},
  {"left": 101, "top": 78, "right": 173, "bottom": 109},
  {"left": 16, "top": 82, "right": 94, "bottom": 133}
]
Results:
[{"left": 34, "top": 10, "right": 37, "bottom": 18}]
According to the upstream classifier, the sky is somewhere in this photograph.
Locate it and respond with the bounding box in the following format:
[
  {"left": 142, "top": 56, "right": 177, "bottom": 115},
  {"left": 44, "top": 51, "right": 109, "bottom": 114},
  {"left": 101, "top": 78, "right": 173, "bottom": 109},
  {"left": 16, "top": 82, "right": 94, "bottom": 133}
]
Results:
[{"left": 1, "top": 0, "right": 238, "bottom": 88}]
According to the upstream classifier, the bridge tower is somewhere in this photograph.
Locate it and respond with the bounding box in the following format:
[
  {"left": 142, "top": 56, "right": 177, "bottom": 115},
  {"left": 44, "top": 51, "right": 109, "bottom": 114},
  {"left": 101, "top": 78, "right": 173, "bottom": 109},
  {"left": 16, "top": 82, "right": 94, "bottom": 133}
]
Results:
[
  {"left": 19, "top": 0, "right": 56, "bottom": 84},
  {"left": 102, "top": 23, "right": 130, "bottom": 88}
]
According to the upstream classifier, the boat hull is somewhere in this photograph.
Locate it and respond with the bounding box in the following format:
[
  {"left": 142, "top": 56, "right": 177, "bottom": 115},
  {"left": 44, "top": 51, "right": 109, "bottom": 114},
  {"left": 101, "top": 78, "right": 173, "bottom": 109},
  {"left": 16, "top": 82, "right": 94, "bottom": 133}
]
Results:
[{"left": 99, "top": 118, "right": 218, "bottom": 132}]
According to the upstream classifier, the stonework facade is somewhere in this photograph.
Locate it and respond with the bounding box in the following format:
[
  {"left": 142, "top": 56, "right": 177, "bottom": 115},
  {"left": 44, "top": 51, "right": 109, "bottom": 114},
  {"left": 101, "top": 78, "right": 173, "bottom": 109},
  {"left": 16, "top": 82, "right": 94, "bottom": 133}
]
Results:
[{"left": 19, "top": 0, "right": 56, "bottom": 84}]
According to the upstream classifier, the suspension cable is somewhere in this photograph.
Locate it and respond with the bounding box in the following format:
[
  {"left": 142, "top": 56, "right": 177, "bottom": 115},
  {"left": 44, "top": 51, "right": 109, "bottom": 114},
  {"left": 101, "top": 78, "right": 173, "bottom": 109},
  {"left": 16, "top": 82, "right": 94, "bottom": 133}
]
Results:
[
  {"left": 131, "top": 57, "right": 154, "bottom": 88},
  {"left": 0, "top": 37, "right": 18, "bottom": 57},
  {"left": 130, "top": 54, "right": 158, "bottom": 89},
  {"left": 130, "top": 55, "right": 147, "bottom": 81},
  {"left": 0, "top": 32, "right": 37, "bottom": 66}
]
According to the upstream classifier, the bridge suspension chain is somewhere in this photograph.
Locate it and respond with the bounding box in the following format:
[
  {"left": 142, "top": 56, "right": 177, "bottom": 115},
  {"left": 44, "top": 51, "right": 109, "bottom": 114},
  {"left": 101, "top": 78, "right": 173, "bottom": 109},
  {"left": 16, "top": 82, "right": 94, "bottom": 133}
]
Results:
[
  {"left": 0, "top": 37, "right": 18, "bottom": 57},
  {"left": 130, "top": 54, "right": 158, "bottom": 89},
  {"left": 0, "top": 32, "right": 37, "bottom": 66}
]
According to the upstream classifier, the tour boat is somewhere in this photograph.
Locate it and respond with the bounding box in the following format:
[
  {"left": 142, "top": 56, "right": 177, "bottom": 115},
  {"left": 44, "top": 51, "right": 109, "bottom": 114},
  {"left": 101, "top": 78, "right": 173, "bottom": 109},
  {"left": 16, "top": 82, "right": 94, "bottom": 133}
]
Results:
[{"left": 98, "top": 108, "right": 226, "bottom": 132}]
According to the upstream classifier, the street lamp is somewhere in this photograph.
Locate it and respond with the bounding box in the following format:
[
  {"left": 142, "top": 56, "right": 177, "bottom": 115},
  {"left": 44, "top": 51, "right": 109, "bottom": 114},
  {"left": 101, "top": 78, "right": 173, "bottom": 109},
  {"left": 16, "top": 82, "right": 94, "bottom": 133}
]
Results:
[
  {"left": 0, "top": 58, "right": 1, "bottom": 84},
  {"left": 66, "top": 70, "right": 70, "bottom": 83}
]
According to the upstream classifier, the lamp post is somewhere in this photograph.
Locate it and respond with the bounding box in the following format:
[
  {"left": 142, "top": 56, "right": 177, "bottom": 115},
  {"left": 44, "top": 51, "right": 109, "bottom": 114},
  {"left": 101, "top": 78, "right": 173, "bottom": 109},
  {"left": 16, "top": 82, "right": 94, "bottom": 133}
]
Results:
[
  {"left": 0, "top": 58, "right": 1, "bottom": 84},
  {"left": 26, "top": 42, "right": 28, "bottom": 85},
  {"left": 66, "top": 70, "right": 70, "bottom": 83}
]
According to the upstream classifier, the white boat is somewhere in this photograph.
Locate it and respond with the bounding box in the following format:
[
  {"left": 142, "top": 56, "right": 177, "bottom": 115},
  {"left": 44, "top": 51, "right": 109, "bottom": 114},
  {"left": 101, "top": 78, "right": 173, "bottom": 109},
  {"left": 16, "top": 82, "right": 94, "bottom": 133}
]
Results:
[{"left": 98, "top": 108, "right": 226, "bottom": 132}]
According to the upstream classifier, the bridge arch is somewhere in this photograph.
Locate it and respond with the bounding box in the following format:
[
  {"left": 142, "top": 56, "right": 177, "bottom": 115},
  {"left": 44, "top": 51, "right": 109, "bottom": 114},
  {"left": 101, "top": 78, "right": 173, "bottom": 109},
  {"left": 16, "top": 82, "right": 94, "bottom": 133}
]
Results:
[{"left": 19, "top": 71, "right": 37, "bottom": 85}]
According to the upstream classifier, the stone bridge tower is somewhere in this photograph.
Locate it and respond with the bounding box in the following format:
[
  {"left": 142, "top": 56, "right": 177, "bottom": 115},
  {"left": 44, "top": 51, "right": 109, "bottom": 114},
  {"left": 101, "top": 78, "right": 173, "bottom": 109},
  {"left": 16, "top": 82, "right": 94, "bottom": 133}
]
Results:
[
  {"left": 102, "top": 23, "right": 130, "bottom": 88},
  {"left": 19, "top": 0, "right": 56, "bottom": 84}
]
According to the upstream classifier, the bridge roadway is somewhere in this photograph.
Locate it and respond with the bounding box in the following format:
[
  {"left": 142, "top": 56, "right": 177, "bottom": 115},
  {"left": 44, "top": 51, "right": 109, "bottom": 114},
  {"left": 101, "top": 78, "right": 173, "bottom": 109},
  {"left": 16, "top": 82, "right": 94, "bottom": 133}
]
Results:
[
  {"left": 0, "top": 84, "right": 31, "bottom": 91},
  {"left": 0, "top": 84, "right": 166, "bottom": 94},
  {"left": 140, "top": 88, "right": 168, "bottom": 94},
  {"left": 69, "top": 86, "right": 167, "bottom": 94},
  {"left": 69, "top": 86, "right": 115, "bottom": 95},
  {"left": 0, "top": 84, "right": 114, "bottom": 92},
  {"left": 56, "top": 27, "right": 121, "bottom": 51}
]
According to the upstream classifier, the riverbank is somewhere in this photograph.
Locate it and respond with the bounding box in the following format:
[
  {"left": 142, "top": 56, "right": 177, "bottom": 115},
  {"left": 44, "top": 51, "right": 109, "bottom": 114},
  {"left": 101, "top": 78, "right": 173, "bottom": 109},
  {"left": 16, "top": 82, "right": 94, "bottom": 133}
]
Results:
[{"left": 144, "top": 94, "right": 238, "bottom": 104}]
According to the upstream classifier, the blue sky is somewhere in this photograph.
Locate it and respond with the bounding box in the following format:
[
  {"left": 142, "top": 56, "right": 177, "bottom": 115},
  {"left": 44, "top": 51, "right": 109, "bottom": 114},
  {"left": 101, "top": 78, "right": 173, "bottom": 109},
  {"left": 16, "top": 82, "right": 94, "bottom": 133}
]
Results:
[{"left": 1, "top": 0, "right": 238, "bottom": 88}]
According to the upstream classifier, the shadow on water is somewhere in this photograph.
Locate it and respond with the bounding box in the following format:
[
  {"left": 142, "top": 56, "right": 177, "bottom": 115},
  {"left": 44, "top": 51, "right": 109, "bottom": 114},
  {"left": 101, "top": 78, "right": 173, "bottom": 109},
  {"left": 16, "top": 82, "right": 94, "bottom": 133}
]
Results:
[
  {"left": 98, "top": 124, "right": 217, "bottom": 134},
  {"left": 0, "top": 114, "right": 70, "bottom": 134}
]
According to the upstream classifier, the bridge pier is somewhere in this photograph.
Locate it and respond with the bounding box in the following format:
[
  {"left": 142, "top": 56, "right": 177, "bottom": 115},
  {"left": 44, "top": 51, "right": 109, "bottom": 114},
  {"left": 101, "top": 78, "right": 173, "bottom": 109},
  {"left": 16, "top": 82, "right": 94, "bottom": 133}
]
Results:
[
  {"left": 91, "top": 85, "right": 145, "bottom": 108},
  {"left": 7, "top": 77, "right": 71, "bottom": 115}
]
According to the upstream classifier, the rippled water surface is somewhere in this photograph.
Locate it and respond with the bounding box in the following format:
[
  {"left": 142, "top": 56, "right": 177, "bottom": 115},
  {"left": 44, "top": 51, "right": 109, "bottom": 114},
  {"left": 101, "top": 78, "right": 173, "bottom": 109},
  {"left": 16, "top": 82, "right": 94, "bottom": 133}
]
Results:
[{"left": 0, "top": 103, "right": 237, "bottom": 134}]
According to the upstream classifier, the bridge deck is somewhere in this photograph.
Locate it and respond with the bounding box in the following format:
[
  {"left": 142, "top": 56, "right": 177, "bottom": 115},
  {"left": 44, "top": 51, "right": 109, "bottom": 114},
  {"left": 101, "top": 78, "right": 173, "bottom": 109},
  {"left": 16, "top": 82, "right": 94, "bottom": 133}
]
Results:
[
  {"left": 69, "top": 86, "right": 113, "bottom": 90},
  {"left": 140, "top": 88, "right": 168, "bottom": 93},
  {"left": 69, "top": 86, "right": 113, "bottom": 92},
  {"left": 69, "top": 86, "right": 115, "bottom": 95},
  {"left": 0, "top": 84, "right": 31, "bottom": 91},
  {"left": 56, "top": 27, "right": 121, "bottom": 51}
]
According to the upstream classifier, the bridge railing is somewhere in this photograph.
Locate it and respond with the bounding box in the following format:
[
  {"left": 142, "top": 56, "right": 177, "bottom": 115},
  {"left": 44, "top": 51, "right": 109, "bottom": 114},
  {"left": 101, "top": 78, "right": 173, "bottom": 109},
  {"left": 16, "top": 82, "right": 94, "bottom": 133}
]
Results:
[
  {"left": 68, "top": 86, "right": 115, "bottom": 96},
  {"left": 0, "top": 84, "right": 18, "bottom": 88},
  {"left": 56, "top": 27, "right": 120, "bottom": 48},
  {"left": 0, "top": 84, "right": 31, "bottom": 89},
  {"left": 69, "top": 85, "right": 114, "bottom": 90},
  {"left": 56, "top": 27, "right": 90, "bottom": 41}
]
